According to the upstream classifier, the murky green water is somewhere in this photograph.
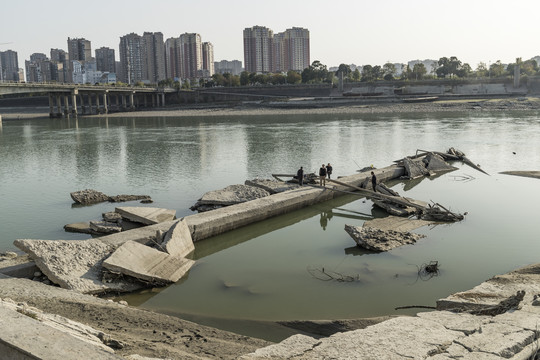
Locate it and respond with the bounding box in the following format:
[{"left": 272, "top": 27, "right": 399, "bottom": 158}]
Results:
[{"left": 1, "top": 111, "right": 540, "bottom": 341}]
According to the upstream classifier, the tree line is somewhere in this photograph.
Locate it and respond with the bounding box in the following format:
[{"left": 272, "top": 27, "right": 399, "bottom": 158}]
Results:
[{"left": 158, "top": 56, "right": 539, "bottom": 88}]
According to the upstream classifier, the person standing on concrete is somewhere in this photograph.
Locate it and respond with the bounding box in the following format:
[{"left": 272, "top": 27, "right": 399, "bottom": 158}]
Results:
[
  {"left": 326, "top": 163, "right": 333, "bottom": 179},
  {"left": 319, "top": 164, "right": 327, "bottom": 186},
  {"left": 371, "top": 171, "right": 377, "bottom": 192},
  {"left": 297, "top": 166, "right": 304, "bottom": 186}
]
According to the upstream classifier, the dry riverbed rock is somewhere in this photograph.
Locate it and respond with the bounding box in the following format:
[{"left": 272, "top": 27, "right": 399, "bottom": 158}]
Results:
[{"left": 70, "top": 189, "right": 151, "bottom": 205}]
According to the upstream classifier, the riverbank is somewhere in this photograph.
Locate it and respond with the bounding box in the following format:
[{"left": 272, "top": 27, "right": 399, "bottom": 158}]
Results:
[{"left": 1, "top": 96, "right": 540, "bottom": 120}]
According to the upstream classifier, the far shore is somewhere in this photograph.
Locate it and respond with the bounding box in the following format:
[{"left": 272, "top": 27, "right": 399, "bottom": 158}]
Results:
[{"left": 1, "top": 96, "right": 540, "bottom": 120}]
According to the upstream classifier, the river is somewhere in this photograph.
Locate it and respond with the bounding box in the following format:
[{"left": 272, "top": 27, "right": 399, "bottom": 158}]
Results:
[{"left": 1, "top": 110, "right": 539, "bottom": 341}]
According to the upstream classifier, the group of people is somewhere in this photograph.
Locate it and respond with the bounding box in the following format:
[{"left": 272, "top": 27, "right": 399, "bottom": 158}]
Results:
[
  {"left": 295, "top": 163, "right": 333, "bottom": 187},
  {"left": 296, "top": 164, "right": 377, "bottom": 191},
  {"left": 318, "top": 163, "right": 332, "bottom": 186}
]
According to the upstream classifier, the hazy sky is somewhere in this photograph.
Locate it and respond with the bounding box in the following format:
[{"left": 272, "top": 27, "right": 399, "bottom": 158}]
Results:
[{"left": 2, "top": 0, "right": 539, "bottom": 70}]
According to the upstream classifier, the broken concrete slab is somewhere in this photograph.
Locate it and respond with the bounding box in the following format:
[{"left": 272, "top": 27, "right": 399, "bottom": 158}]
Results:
[
  {"left": 90, "top": 221, "right": 123, "bottom": 234},
  {"left": 115, "top": 206, "right": 176, "bottom": 225},
  {"left": 64, "top": 221, "right": 96, "bottom": 235},
  {"left": 102, "top": 241, "right": 195, "bottom": 284},
  {"left": 344, "top": 224, "right": 425, "bottom": 251},
  {"left": 71, "top": 189, "right": 110, "bottom": 205},
  {"left": 160, "top": 218, "right": 194, "bottom": 257},
  {"left": 191, "top": 184, "right": 270, "bottom": 212},
  {"left": 102, "top": 211, "right": 122, "bottom": 223},
  {"left": 13, "top": 239, "right": 141, "bottom": 294},
  {"left": 70, "top": 189, "right": 152, "bottom": 205},
  {"left": 437, "top": 263, "right": 540, "bottom": 312},
  {"left": 403, "top": 157, "right": 430, "bottom": 179},
  {"left": 363, "top": 215, "right": 436, "bottom": 232},
  {"left": 423, "top": 152, "right": 458, "bottom": 173},
  {"left": 244, "top": 179, "right": 298, "bottom": 194},
  {"left": 0, "top": 300, "right": 123, "bottom": 359}
]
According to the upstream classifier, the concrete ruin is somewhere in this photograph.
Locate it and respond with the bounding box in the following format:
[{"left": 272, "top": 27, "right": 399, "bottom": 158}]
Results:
[
  {"left": 115, "top": 206, "right": 176, "bottom": 225},
  {"left": 344, "top": 224, "right": 425, "bottom": 251},
  {"left": 70, "top": 189, "right": 152, "bottom": 205},
  {"left": 190, "top": 184, "right": 271, "bottom": 212}
]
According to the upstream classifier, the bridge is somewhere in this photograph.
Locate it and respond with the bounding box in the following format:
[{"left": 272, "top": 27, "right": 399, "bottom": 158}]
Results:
[{"left": 0, "top": 82, "right": 176, "bottom": 117}]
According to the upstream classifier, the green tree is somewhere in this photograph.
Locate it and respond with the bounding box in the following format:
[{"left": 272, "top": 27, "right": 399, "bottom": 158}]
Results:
[
  {"left": 411, "top": 63, "right": 427, "bottom": 80},
  {"left": 489, "top": 60, "right": 506, "bottom": 77},
  {"left": 240, "top": 71, "right": 250, "bottom": 86},
  {"left": 352, "top": 68, "right": 361, "bottom": 81},
  {"left": 301, "top": 60, "right": 329, "bottom": 83},
  {"left": 383, "top": 63, "right": 396, "bottom": 80},
  {"left": 286, "top": 70, "right": 302, "bottom": 84},
  {"left": 336, "top": 64, "right": 352, "bottom": 80},
  {"left": 476, "top": 62, "right": 488, "bottom": 77},
  {"left": 361, "top": 65, "right": 374, "bottom": 82}
]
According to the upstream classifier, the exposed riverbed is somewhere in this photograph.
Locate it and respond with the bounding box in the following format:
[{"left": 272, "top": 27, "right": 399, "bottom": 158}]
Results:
[{"left": 1, "top": 101, "right": 540, "bottom": 342}]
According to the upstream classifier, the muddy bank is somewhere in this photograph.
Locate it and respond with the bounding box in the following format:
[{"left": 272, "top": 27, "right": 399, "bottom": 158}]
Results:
[{"left": 1, "top": 96, "right": 540, "bottom": 120}]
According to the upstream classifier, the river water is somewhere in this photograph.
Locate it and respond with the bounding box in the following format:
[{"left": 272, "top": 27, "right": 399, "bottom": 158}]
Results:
[{"left": 1, "top": 111, "right": 540, "bottom": 341}]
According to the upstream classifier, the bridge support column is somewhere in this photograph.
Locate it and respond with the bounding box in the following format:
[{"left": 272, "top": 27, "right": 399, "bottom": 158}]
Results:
[
  {"left": 115, "top": 95, "right": 120, "bottom": 111},
  {"left": 143, "top": 94, "right": 148, "bottom": 108},
  {"left": 102, "top": 92, "right": 108, "bottom": 114},
  {"left": 88, "top": 94, "right": 93, "bottom": 115},
  {"left": 78, "top": 94, "right": 84, "bottom": 114},
  {"left": 55, "top": 95, "right": 62, "bottom": 117},
  {"left": 95, "top": 92, "right": 101, "bottom": 114},
  {"left": 48, "top": 93, "right": 54, "bottom": 118},
  {"left": 71, "top": 91, "right": 78, "bottom": 116},
  {"left": 152, "top": 94, "right": 156, "bottom": 107},
  {"left": 63, "top": 95, "right": 70, "bottom": 117},
  {"left": 122, "top": 95, "right": 127, "bottom": 110},
  {"left": 161, "top": 93, "right": 165, "bottom": 107},
  {"left": 129, "top": 92, "right": 135, "bottom": 110}
]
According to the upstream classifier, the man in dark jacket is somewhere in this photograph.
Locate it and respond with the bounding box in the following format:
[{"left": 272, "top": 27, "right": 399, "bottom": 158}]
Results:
[
  {"left": 297, "top": 166, "right": 304, "bottom": 186},
  {"left": 371, "top": 171, "right": 377, "bottom": 192},
  {"left": 319, "top": 164, "right": 327, "bottom": 186},
  {"left": 326, "top": 163, "right": 333, "bottom": 179}
]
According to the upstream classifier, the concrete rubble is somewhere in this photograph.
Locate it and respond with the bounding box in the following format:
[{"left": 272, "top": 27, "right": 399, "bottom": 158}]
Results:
[
  {"left": 344, "top": 224, "right": 425, "bottom": 251},
  {"left": 242, "top": 262, "right": 540, "bottom": 359},
  {"left": 70, "top": 189, "right": 152, "bottom": 205},
  {"left": 190, "top": 184, "right": 271, "bottom": 212},
  {"left": 102, "top": 241, "right": 195, "bottom": 284},
  {"left": 245, "top": 178, "right": 299, "bottom": 194},
  {"left": 115, "top": 206, "right": 176, "bottom": 225},
  {"left": 13, "top": 208, "right": 194, "bottom": 293}
]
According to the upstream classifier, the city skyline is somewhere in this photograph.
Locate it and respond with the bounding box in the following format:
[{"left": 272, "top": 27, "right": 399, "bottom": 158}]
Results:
[{"left": 2, "top": 0, "right": 540, "bottom": 72}]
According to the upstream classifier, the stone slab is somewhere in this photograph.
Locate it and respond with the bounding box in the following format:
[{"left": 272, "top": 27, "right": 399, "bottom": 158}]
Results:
[
  {"left": 160, "top": 218, "right": 194, "bottom": 257},
  {"left": 90, "top": 220, "right": 123, "bottom": 234},
  {"left": 0, "top": 302, "right": 122, "bottom": 359},
  {"left": 345, "top": 224, "right": 425, "bottom": 251},
  {"left": 363, "top": 215, "right": 436, "bottom": 232},
  {"left": 115, "top": 206, "right": 176, "bottom": 225},
  {"left": 102, "top": 241, "right": 195, "bottom": 283},
  {"left": 14, "top": 239, "right": 141, "bottom": 294},
  {"left": 197, "top": 184, "right": 270, "bottom": 206},
  {"left": 244, "top": 179, "right": 299, "bottom": 194}
]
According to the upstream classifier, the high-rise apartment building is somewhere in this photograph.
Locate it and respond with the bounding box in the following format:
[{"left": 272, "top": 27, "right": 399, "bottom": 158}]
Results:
[
  {"left": 25, "top": 53, "right": 51, "bottom": 82},
  {"left": 50, "top": 49, "right": 68, "bottom": 82},
  {"left": 165, "top": 37, "right": 181, "bottom": 80},
  {"left": 281, "top": 27, "right": 310, "bottom": 72},
  {"left": 0, "top": 50, "right": 20, "bottom": 81},
  {"left": 214, "top": 60, "right": 243, "bottom": 76},
  {"left": 201, "top": 42, "right": 214, "bottom": 77},
  {"left": 179, "top": 33, "right": 202, "bottom": 80},
  {"left": 119, "top": 33, "right": 144, "bottom": 84},
  {"left": 67, "top": 38, "right": 92, "bottom": 61},
  {"left": 142, "top": 32, "right": 166, "bottom": 83},
  {"left": 244, "top": 26, "right": 310, "bottom": 73},
  {"left": 95, "top": 47, "right": 116, "bottom": 73},
  {"left": 243, "top": 26, "right": 273, "bottom": 73}
]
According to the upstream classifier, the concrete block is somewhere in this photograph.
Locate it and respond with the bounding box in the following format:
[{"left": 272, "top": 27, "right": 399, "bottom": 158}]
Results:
[
  {"left": 103, "top": 241, "right": 194, "bottom": 283},
  {"left": 14, "top": 239, "right": 141, "bottom": 294},
  {"left": 115, "top": 206, "right": 176, "bottom": 225},
  {"left": 161, "top": 218, "right": 194, "bottom": 257}
]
